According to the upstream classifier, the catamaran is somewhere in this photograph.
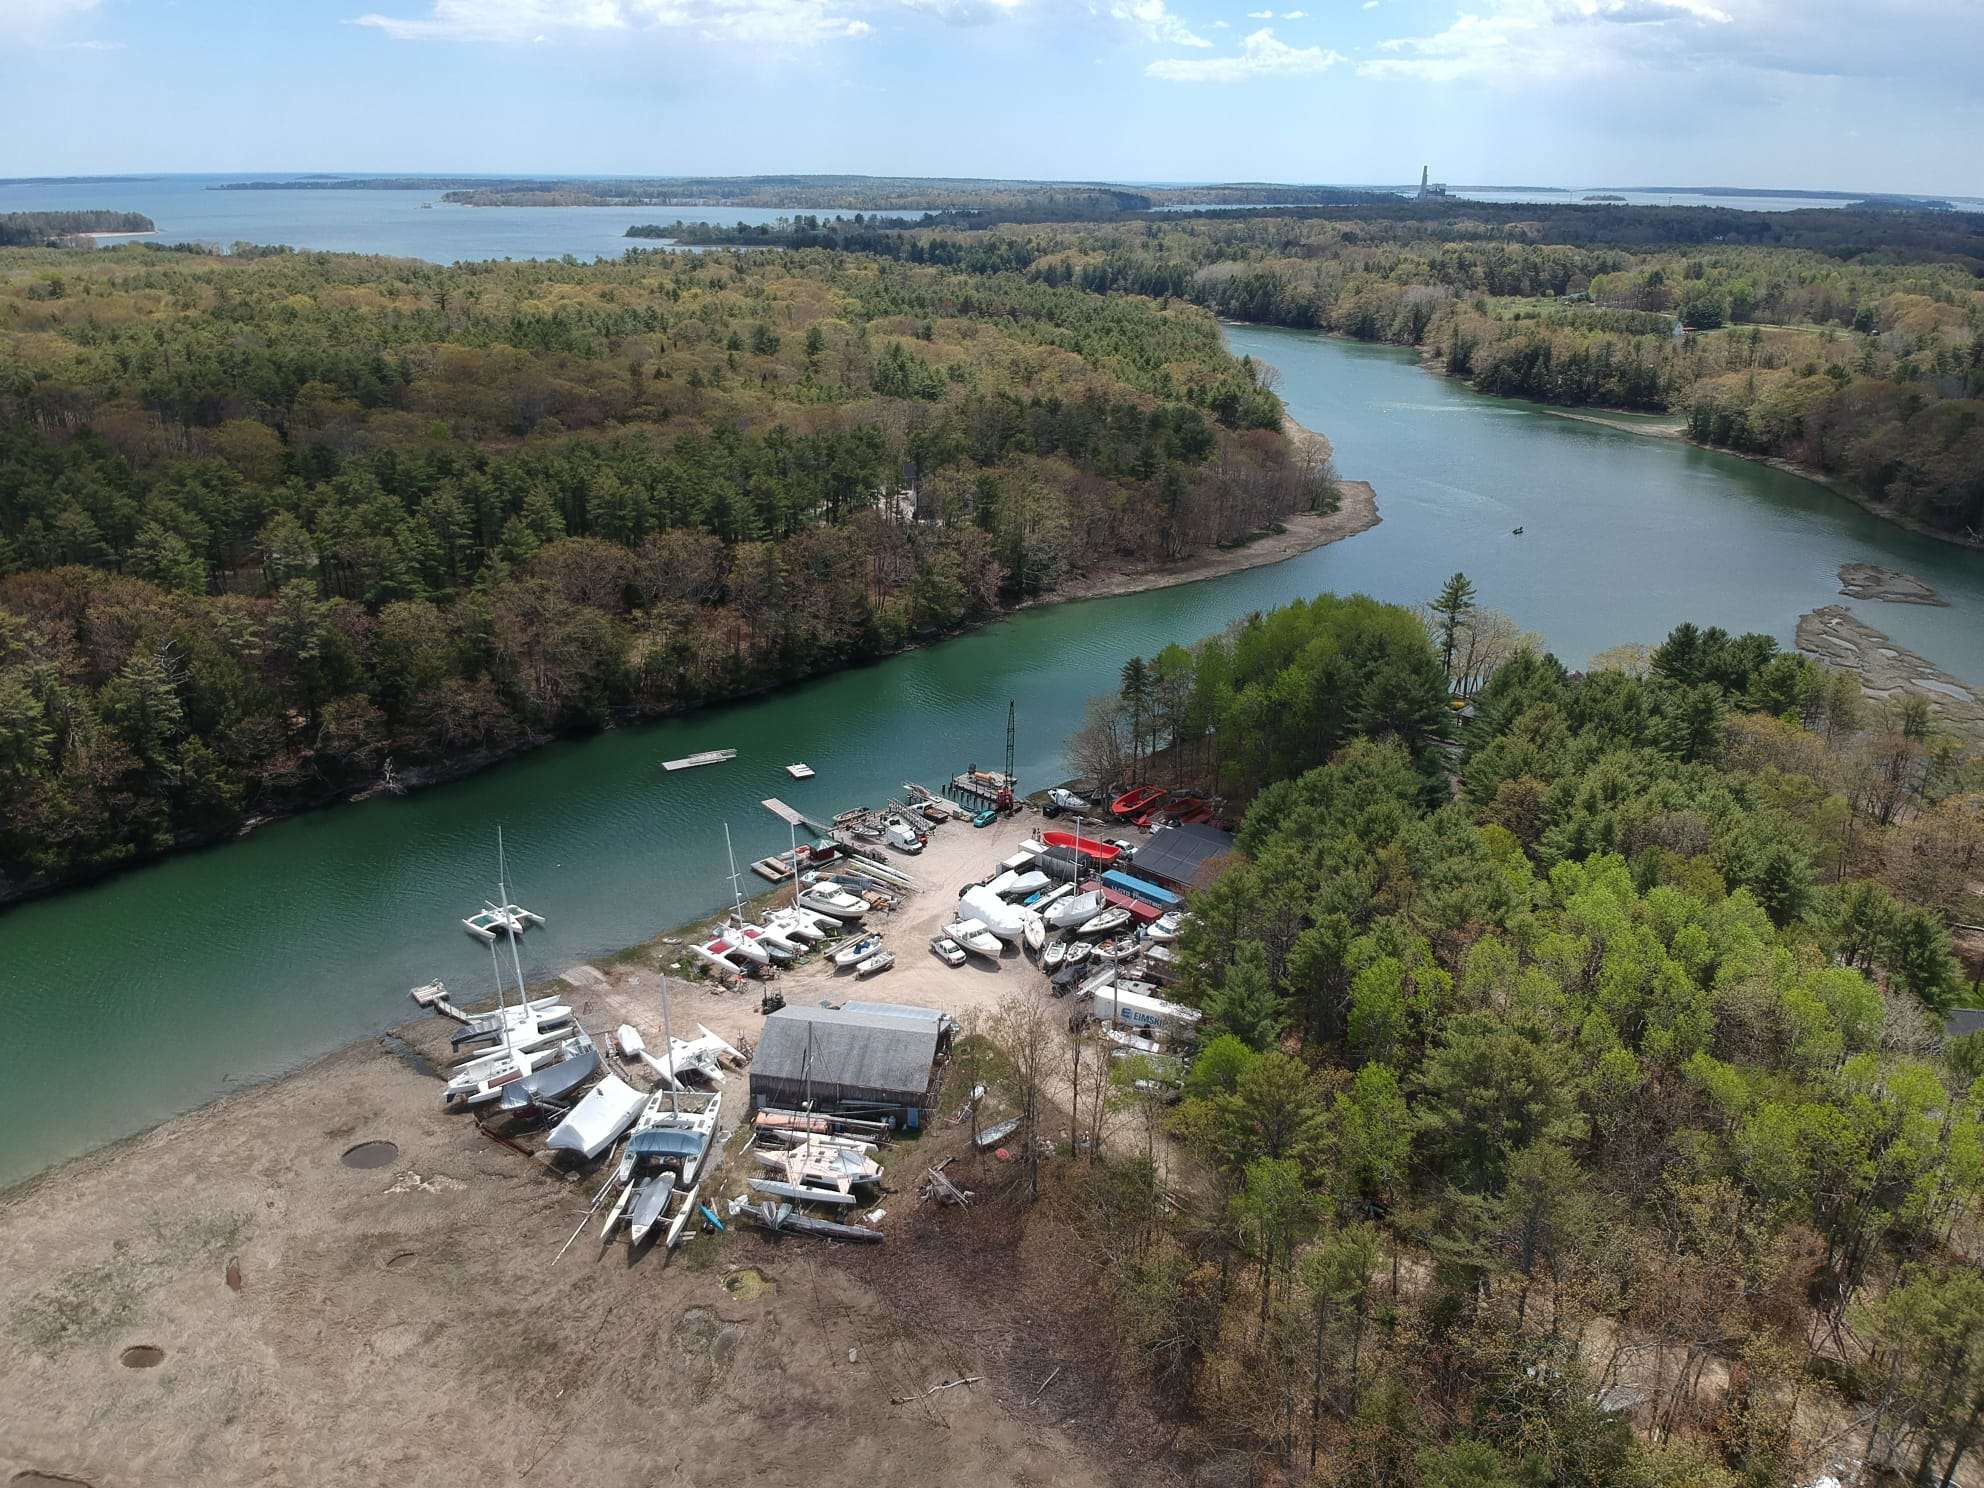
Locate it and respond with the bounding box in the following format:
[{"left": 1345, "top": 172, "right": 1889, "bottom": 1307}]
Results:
[{"left": 600, "top": 976, "right": 724, "bottom": 1249}]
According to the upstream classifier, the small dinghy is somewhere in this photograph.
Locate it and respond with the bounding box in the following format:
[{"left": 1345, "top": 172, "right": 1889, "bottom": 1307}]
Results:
[
  {"left": 546, "top": 1073, "right": 646, "bottom": 1160},
  {"left": 1093, "top": 936, "right": 1138, "bottom": 962},
  {"left": 1064, "top": 940, "right": 1094, "bottom": 967},
  {"left": 1078, "top": 906, "right": 1132, "bottom": 937},
  {"left": 1043, "top": 939, "right": 1069, "bottom": 971},
  {"left": 975, "top": 1117, "right": 1023, "bottom": 1151},
  {"left": 855, "top": 949, "right": 895, "bottom": 977},
  {"left": 1023, "top": 913, "right": 1046, "bottom": 956},
  {"left": 943, "top": 919, "right": 1002, "bottom": 958},
  {"left": 833, "top": 933, "right": 884, "bottom": 968}
]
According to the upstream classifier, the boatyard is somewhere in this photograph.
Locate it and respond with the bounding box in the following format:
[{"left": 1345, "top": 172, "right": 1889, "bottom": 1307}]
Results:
[{"left": 0, "top": 780, "right": 1213, "bottom": 1488}]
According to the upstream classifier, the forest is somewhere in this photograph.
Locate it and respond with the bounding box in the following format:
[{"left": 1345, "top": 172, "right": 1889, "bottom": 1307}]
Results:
[
  {"left": 686, "top": 206, "right": 1984, "bottom": 540},
  {"left": 0, "top": 212, "right": 155, "bottom": 247},
  {"left": 0, "top": 243, "right": 1320, "bottom": 898},
  {"left": 1001, "top": 586, "right": 1984, "bottom": 1487}
]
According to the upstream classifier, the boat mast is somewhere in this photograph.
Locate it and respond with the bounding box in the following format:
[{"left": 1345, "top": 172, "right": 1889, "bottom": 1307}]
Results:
[
  {"left": 723, "top": 822, "right": 748, "bottom": 926},
  {"left": 659, "top": 972, "right": 680, "bottom": 1118},
  {"left": 498, "top": 827, "right": 532, "bottom": 1009}
]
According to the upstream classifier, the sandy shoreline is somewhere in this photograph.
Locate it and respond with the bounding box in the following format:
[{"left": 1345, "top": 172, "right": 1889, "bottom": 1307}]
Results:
[{"left": 0, "top": 810, "right": 1126, "bottom": 1487}]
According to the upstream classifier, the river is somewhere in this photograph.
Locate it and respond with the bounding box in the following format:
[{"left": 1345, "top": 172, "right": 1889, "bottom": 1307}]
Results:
[{"left": 3, "top": 327, "right": 1981, "bottom": 1187}]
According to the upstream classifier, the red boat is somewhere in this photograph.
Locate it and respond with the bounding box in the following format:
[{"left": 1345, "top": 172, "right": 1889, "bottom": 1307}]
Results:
[
  {"left": 1042, "top": 830, "right": 1121, "bottom": 864},
  {"left": 1157, "top": 797, "right": 1205, "bottom": 826},
  {"left": 1111, "top": 784, "right": 1166, "bottom": 820},
  {"left": 1171, "top": 803, "right": 1214, "bottom": 826},
  {"left": 1135, "top": 795, "right": 1179, "bottom": 829}
]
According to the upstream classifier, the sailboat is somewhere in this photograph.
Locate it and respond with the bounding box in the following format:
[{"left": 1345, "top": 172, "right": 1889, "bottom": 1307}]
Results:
[{"left": 599, "top": 975, "right": 724, "bottom": 1249}]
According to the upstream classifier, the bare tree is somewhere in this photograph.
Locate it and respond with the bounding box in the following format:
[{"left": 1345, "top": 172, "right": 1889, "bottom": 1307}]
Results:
[{"left": 991, "top": 990, "right": 1055, "bottom": 1202}]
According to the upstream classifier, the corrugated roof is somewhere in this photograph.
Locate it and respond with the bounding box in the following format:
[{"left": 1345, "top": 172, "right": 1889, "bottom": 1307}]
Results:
[
  {"left": 1128, "top": 822, "right": 1235, "bottom": 888},
  {"left": 749, "top": 1004, "right": 939, "bottom": 1099}
]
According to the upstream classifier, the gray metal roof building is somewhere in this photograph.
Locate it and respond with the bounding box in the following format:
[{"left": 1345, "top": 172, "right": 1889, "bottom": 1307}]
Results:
[
  {"left": 1128, "top": 822, "right": 1236, "bottom": 892},
  {"left": 748, "top": 1004, "right": 943, "bottom": 1118}
]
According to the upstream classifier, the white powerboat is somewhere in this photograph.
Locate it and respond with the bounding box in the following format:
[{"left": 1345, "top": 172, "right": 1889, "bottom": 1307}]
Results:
[
  {"left": 1044, "top": 890, "right": 1107, "bottom": 930},
  {"left": 1146, "top": 910, "right": 1186, "bottom": 943},
  {"left": 546, "top": 1073, "right": 646, "bottom": 1160},
  {"left": 998, "top": 870, "right": 1051, "bottom": 900},
  {"left": 1023, "top": 912, "right": 1046, "bottom": 956},
  {"left": 944, "top": 919, "right": 1002, "bottom": 958},
  {"left": 833, "top": 933, "right": 885, "bottom": 968},
  {"left": 1043, "top": 939, "right": 1069, "bottom": 971},
  {"left": 797, "top": 882, "right": 868, "bottom": 921},
  {"left": 856, "top": 949, "right": 895, "bottom": 977}
]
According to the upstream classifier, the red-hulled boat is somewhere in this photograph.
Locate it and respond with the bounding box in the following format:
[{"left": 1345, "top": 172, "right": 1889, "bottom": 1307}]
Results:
[
  {"left": 1042, "top": 830, "right": 1121, "bottom": 864},
  {"left": 1157, "top": 797, "right": 1205, "bottom": 826},
  {"left": 1112, "top": 784, "right": 1165, "bottom": 820}
]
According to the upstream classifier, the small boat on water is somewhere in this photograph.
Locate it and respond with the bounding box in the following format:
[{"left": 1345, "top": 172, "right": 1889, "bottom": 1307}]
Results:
[
  {"left": 1023, "top": 912, "right": 1047, "bottom": 956},
  {"left": 833, "top": 933, "right": 884, "bottom": 968},
  {"left": 462, "top": 902, "right": 546, "bottom": 942},
  {"left": 797, "top": 883, "right": 867, "bottom": 921},
  {"left": 944, "top": 919, "right": 1002, "bottom": 958},
  {"left": 546, "top": 1073, "right": 646, "bottom": 1160},
  {"left": 1043, "top": 939, "right": 1069, "bottom": 971},
  {"left": 856, "top": 949, "right": 895, "bottom": 977},
  {"left": 1041, "top": 831, "right": 1121, "bottom": 864},
  {"left": 663, "top": 749, "right": 737, "bottom": 772},
  {"left": 1079, "top": 906, "right": 1132, "bottom": 937},
  {"left": 1045, "top": 890, "right": 1107, "bottom": 930},
  {"left": 1111, "top": 784, "right": 1165, "bottom": 820}
]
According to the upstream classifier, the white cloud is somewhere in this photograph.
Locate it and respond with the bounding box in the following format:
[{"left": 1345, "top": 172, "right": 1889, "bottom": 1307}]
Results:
[
  {"left": 1212, "top": 16, "right": 1228, "bottom": 22},
  {"left": 1111, "top": 0, "right": 1211, "bottom": 45},
  {"left": 355, "top": 0, "right": 891, "bottom": 43},
  {"left": 1244, "top": 7, "right": 1270, "bottom": 15},
  {"left": 1147, "top": 24, "right": 1342, "bottom": 78},
  {"left": 1360, "top": 0, "right": 1734, "bottom": 82},
  {"left": 1280, "top": 7, "right": 1304, "bottom": 15},
  {"left": 1361, "top": 1, "right": 1377, "bottom": 8}
]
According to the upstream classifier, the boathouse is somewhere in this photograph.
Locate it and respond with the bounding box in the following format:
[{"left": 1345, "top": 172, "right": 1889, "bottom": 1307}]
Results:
[
  {"left": 747, "top": 1003, "right": 945, "bottom": 1128},
  {"left": 1127, "top": 822, "right": 1236, "bottom": 894}
]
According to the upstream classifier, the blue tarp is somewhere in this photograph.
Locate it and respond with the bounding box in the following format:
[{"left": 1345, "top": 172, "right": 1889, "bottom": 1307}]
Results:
[{"left": 1100, "top": 869, "right": 1181, "bottom": 908}]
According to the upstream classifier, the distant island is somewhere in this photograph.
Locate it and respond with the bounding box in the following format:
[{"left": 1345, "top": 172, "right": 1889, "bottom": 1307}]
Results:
[
  {"left": 0, "top": 210, "right": 155, "bottom": 247},
  {"left": 1582, "top": 193, "right": 1627, "bottom": 203}
]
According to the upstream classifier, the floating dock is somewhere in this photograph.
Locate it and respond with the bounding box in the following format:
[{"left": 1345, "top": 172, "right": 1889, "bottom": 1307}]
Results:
[
  {"left": 663, "top": 749, "right": 737, "bottom": 772},
  {"left": 949, "top": 770, "right": 1016, "bottom": 807},
  {"left": 785, "top": 763, "right": 815, "bottom": 779}
]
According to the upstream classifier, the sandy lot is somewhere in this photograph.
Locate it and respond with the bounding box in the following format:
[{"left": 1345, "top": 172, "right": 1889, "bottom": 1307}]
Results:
[{"left": 0, "top": 808, "right": 1113, "bottom": 1488}]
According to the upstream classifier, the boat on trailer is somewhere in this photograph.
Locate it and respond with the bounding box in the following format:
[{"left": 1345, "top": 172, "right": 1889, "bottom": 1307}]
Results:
[{"left": 1041, "top": 831, "right": 1122, "bottom": 865}]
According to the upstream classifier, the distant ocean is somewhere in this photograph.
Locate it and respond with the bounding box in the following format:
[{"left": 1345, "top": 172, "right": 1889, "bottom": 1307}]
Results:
[
  {"left": 0, "top": 173, "right": 916, "bottom": 264},
  {"left": 3, "top": 175, "right": 1978, "bottom": 265}
]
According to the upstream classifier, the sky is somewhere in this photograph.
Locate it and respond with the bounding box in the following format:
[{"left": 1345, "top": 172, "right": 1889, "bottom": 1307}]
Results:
[{"left": 3, "top": 0, "right": 1979, "bottom": 194}]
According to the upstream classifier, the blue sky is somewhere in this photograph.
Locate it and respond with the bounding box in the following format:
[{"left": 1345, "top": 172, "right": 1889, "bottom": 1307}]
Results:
[{"left": 4, "top": 0, "right": 1978, "bottom": 194}]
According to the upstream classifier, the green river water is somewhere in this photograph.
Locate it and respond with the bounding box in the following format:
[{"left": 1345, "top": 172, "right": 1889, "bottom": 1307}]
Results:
[{"left": 4, "top": 326, "right": 1982, "bottom": 1187}]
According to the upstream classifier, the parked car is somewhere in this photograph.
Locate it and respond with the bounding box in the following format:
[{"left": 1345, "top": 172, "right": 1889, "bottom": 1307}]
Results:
[{"left": 929, "top": 937, "right": 968, "bottom": 967}]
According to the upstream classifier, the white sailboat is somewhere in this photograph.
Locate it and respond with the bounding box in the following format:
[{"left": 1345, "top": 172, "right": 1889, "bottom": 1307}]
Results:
[
  {"left": 599, "top": 975, "right": 724, "bottom": 1249},
  {"left": 1045, "top": 890, "right": 1107, "bottom": 929}
]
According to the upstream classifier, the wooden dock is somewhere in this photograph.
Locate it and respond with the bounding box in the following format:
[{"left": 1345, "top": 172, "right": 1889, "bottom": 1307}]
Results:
[
  {"left": 663, "top": 749, "right": 737, "bottom": 772},
  {"left": 949, "top": 770, "right": 1015, "bottom": 806}
]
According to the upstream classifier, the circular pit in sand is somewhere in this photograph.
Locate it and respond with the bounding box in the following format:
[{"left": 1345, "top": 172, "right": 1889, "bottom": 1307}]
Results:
[
  {"left": 120, "top": 1345, "right": 165, "bottom": 1369},
  {"left": 340, "top": 1140, "right": 399, "bottom": 1169}
]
